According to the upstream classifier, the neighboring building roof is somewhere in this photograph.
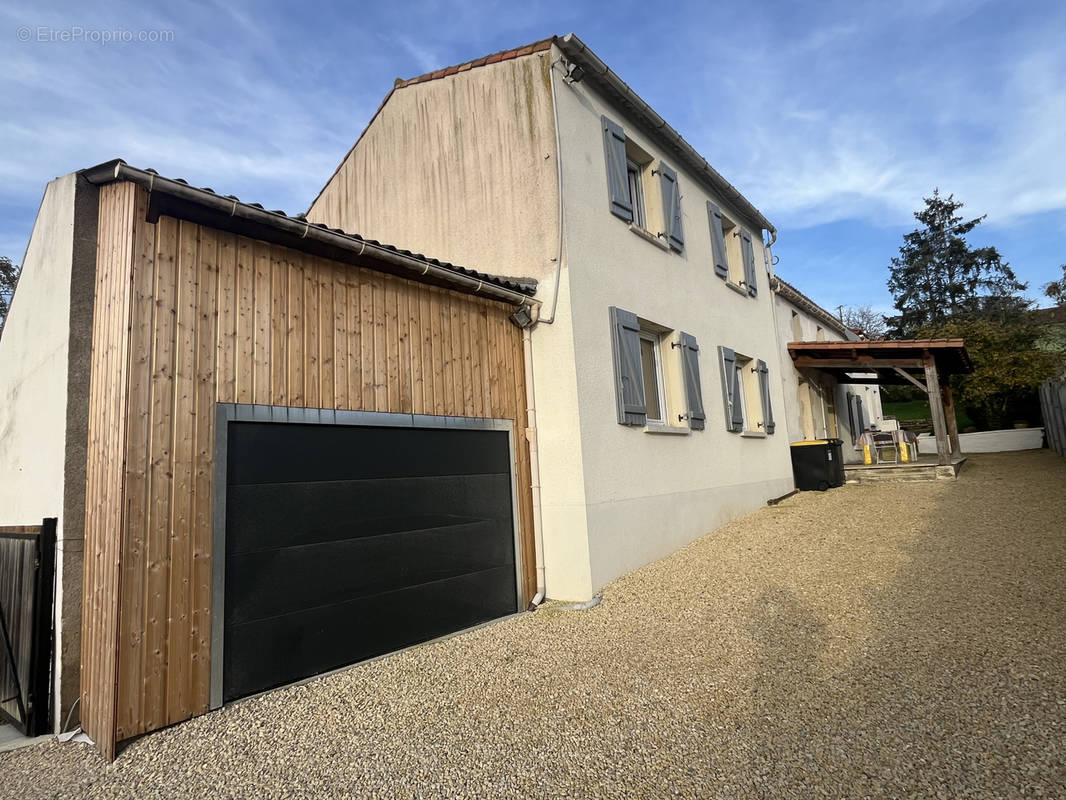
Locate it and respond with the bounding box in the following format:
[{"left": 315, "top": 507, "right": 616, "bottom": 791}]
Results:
[
  {"left": 80, "top": 160, "right": 537, "bottom": 305},
  {"left": 769, "top": 275, "right": 852, "bottom": 339},
  {"left": 311, "top": 33, "right": 775, "bottom": 239}
]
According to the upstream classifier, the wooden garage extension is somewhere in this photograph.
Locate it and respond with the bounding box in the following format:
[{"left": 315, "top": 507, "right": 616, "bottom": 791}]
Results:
[{"left": 78, "top": 161, "right": 538, "bottom": 758}]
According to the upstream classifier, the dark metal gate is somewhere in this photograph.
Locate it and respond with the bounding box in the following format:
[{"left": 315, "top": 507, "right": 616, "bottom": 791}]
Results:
[{"left": 0, "top": 518, "right": 56, "bottom": 736}]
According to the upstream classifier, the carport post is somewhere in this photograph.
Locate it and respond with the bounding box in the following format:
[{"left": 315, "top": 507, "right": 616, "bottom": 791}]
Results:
[
  {"left": 924, "top": 358, "right": 952, "bottom": 466},
  {"left": 942, "top": 382, "right": 962, "bottom": 457}
]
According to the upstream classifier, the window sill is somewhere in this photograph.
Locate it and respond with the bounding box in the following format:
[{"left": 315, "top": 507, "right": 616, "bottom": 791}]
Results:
[
  {"left": 740, "top": 430, "right": 767, "bottom": 438},
  {"left": 628, "top": 224, "right": 671, "bottom": 251},
  {"left": 643, "top": 423, "right": 690, "bottom": 435},
  {"left": 724, "top": 280, "right": 753, "bottom": 298}
]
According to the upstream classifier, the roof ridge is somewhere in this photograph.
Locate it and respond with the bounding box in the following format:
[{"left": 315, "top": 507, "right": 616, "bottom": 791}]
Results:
[{"left": 394, "top": 36, "right": 556, "bottom": 89}]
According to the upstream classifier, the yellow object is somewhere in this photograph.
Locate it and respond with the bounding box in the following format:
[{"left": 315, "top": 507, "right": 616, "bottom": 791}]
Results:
[
  {"left": 790, "top": 440, "right": 830, "bottom": 446},
  {"left": 862, "top": 444, "right": 873, "bottom": 465},
  {"left": 899, "top": 442, "right": 910, "bottom": 463}
]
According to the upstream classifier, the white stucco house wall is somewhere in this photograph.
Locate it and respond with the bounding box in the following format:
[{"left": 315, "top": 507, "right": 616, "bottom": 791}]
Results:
[
  {"left": 0, "top": 172, "right": 97, "bottom": 732},
  {"left": 308, "top": 34, "right": 811, "bottom": 601},
  {"left": 770, "top": 276, "right": 884, "bottom": 462}
]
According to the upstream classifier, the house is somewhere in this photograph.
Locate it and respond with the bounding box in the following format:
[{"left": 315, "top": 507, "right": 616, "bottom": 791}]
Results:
[
  {"left": 308, "top": 33, "right": 809, "bottom": 602},
  {"left": 0, "top": 162, "right": 540, "bottom": 757},
  {"left": 770, "top": 275, "right": 884, "bottom": 459},
  {"left": 0, "top": 32, "right": 904, "bottom": 760}
]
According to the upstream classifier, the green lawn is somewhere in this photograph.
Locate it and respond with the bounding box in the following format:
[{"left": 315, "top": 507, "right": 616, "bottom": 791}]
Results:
[{"left": 883, "top": 400, "right": 973, "bottom": 430}]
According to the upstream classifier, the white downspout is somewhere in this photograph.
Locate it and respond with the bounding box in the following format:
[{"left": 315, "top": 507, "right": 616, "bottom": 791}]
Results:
[
  {"left": 538, "top": 53, "right": 567, "bottom": 325},
  {"left": 519, "top": 49, "right": 568, "bottom": 608},
  {"left": 522, "top": 326, "right": 546, "bottom": 607}
]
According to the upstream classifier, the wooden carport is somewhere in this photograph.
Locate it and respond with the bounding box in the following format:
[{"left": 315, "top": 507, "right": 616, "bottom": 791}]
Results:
[{"left": 786, "top": 339, "right": 973, "bottom": 466}]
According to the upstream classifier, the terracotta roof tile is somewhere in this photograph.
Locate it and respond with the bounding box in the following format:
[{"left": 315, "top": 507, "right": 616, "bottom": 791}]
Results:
[{"left": 395, "top": 36, "right": 555, "bottom": 89}]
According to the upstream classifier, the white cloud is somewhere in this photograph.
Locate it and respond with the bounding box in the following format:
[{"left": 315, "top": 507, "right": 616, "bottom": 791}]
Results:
[{"left": 675, "top": 0, "right": 1066, "bottom": 233}]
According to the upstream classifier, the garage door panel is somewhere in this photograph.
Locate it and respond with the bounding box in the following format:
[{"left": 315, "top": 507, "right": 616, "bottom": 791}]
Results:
[
  {"left": 225, "top": 474, "right": 513, "bottom": 555},
  {"left": 225, "top": 518, "right": 515, "bottom": 625},
  {"left": 221, "top": 418, "right": 520, "bottom": 705},
  {"left": 223, "top": 564, "right": 517, "bottom": 703},
  {"left": 227, "top": 423, "right": 511, "bottom": 485}
]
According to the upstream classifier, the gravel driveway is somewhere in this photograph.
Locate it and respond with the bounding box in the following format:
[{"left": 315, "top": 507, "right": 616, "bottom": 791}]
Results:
[{"left": 3, "top": 450, "right": 1064, "bottom": 799}]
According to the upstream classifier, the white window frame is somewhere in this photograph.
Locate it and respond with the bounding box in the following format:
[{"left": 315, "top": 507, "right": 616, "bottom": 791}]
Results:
[
  {"left": 721, "top": 215, "right": 748, "bottom": 291},
  {"left": 626, "top": 159, "right": 647, "bottom": 231},
  {"left": 733, "top": 353, "right": 765, "bottom": 434},
  {"left": 734, "top": 361, "right": 748, "bottom": 431},
  {"left": 638, "top": 330, "right": 667, "bottom": 424}
]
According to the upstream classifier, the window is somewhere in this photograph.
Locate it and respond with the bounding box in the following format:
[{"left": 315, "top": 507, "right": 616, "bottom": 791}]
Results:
[
  {"left": 626, "top": 158, "right": 647, "bottom": 231},
  {"left": 718, "top": 347, "right": 776, "bottom": 434},
  {"left": 790, "top": 310, "right": 803, "bottom": 341},
  {"left": 639, "top": 332, "right": 665, "bottom": 423},
  {"left": 707, "top": 203, "right": 758, "bottom": 297},
  {"left": 603, "top": 116, "right": 684, "bottom": 252},
  {"left": 734, "top": 359, "right": 750, "bottom": 430},
  {"left": 609, "top": 307, "right": 705, "bottom": 430}
]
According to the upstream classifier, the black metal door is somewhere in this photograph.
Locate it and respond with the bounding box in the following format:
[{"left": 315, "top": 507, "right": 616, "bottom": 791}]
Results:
[
  {"left": 0, "top": 518, "right": 56, "bottom": 736},
  {"left": 222, "top": 422, "right": 518, "bottom": 703}
]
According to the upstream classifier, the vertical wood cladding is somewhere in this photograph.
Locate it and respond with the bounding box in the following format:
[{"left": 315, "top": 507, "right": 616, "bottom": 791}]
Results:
[
  {"left": 80, "top": 182, "right": 137, "bottom": 759},
  {"left": 82, "top": 183, "right": 534, "bottom": 755}
]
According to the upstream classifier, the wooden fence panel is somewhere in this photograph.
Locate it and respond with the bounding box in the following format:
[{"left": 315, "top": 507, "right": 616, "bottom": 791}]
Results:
[{"left": 1040, "top": 379, "right": 1066, "bottom": 456}]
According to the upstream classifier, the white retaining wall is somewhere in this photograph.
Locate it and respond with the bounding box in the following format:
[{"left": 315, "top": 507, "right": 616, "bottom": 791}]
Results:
[{"left": 917, "top": 427, "right": 1045, "bottom": 454}]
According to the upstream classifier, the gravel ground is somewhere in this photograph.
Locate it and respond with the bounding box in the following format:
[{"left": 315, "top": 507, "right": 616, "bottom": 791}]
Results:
[{"left": 3, "top": 450, "right": 1064, "bottom": 799}]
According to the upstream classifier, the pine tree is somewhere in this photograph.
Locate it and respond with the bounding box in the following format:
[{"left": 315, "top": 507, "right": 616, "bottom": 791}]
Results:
[
  {"left": 885, "top": 190, "right": 1027, "bottom": 337},
  {"left": 1045, "top": 264, "right": 1066, "bottom": 306}
]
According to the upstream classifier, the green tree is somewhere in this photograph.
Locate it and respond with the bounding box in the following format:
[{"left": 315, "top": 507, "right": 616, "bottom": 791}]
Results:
[
  {"left": 0, "top": 256, "right": 20, "bottom": 331},
  {"left": 886, "top": 190, "right": 1027, "bottom": 337},
  {"left": 1045, "top": 264, "right": 1066, "bottom": 306},
  {"left": 919, "top": 315, "right": 1063, "bottom": 430}
]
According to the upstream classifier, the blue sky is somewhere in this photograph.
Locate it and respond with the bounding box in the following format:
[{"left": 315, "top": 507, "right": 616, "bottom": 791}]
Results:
[{"left": 4, "top": 0, "right": 1064, "bottom": 313}]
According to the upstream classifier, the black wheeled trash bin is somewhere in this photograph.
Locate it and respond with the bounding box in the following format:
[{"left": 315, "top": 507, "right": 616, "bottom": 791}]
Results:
[{"left": 789, "top": 439, "right": 845, "bottom": 491}]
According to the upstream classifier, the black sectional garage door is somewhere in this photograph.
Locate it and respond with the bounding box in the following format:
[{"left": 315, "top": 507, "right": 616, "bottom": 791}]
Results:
[{"left": 222, "top": 421, "right": 518, "bottom": 703}]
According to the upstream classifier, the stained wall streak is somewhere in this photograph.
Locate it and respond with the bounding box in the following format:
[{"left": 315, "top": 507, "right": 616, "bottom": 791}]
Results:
[
  {"left": 308, "top": 53, "right": 558, "bottom": 285},
  {"left": 82, "top": 183, "right": 534, "bottom": 756}
]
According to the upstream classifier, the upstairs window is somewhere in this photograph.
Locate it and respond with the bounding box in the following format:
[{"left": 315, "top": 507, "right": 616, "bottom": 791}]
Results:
[
  {"left": 603, "top": 115, "right": 684, "bottom": 253},
  {"left": 626, "top": 158, "right": 647, "bottom": 231},
  {"left": 708, "top": 203, "right": 759, "bottom": 297}
]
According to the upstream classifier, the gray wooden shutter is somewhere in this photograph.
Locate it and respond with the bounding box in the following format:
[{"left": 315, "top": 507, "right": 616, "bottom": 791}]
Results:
[
  {"left": 757, "top": 359, "right": 775, "bottom": 434},
  {"left": 602, "top": 117, "right": 632, "bottom": 222},
  {"left": 845, "top": 391, "right": 856, "bottom": 444},
  {"left": 741, "top": 232, "right": 758, "bottom": 297},
  {"left": 610, "top": 306, "right": 646, "bottom": 425},
  {"left": 718, "top": 346, "right": 741, "bottom": 432},
  {"left": 679, "top": 332, "right": 705, "bottom": 430},
  {"left": 658, "top": 162, "right": 684, "bottom": 252},
  {"left": 707, "top": 203, "right": 728, "bottom": 279}
]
